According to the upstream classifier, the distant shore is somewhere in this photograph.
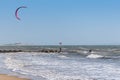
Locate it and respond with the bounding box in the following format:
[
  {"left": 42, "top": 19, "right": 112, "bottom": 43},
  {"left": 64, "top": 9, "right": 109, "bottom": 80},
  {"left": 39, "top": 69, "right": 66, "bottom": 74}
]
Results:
[{"left": 0, "top": 74, "right": 29, "bottom": 80}]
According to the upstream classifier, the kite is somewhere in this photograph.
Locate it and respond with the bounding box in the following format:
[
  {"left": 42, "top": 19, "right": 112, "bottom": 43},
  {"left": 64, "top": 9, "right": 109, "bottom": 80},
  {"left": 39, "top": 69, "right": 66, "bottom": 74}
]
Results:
[
  {"left": 59, "top": 42, "right": 62, "bottom": 45},
  {"left": 15, "top": 6, "right": 27, "bottom": 20}
]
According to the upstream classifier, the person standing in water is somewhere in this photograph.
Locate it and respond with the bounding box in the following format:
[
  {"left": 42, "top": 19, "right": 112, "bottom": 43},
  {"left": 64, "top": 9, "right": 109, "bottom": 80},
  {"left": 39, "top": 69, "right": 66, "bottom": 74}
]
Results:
[
  {"left": 89, "top": 49, "right": 92, "bottom": 53},
  {"left": 59, "top": 42, "right": 62, "bottom": 53}
]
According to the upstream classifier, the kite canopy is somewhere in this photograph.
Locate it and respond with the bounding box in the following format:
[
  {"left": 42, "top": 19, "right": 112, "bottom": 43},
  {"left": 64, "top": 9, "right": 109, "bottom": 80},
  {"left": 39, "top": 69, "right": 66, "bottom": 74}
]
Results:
[
  {"left": 15, "top": 6, "right": 27, "bottom": 20},
  {"left": 59, "top": 42, "right": 62, "bottom": 45}
]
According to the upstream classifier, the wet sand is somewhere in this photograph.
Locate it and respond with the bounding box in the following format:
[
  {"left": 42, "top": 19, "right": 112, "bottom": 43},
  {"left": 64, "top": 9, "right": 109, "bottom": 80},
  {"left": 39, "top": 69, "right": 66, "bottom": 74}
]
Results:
[{"left": 0, "top": 74, "right": 29, "bottom": 80}]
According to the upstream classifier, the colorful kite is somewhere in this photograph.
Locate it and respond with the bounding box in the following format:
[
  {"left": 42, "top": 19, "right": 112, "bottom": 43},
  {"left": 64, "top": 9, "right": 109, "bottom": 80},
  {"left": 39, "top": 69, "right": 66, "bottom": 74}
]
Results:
[{"left": 15, "top": 6, "right": 27, "bottom": 20}]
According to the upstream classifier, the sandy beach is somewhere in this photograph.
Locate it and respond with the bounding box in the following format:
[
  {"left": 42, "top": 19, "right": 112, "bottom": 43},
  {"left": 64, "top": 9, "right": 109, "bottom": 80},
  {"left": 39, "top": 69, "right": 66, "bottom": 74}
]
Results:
[{"left": 0, "top": 74, "right": 29, "bottom": 80}]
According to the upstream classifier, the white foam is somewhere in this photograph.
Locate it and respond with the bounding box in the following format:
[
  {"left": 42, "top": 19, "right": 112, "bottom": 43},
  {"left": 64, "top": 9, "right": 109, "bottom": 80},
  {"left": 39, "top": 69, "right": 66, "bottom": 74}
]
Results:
[
  {"left": 83, "top": 51, "right": 88, "bottom": 54},
  {"left": 87, "top": 54, "right": 104, "bottom": 59},
  {"left": 17, "top": 68, "right": 92, "bottom": 80},
  {"left": 3, "top": 52, "right": 120, "bottom": 80},
  {"left": 4, "top": 57, "right": 24, "bottom": 71},
  {"left": 58, "top": 55, "right": 69, "bottom": 59}
]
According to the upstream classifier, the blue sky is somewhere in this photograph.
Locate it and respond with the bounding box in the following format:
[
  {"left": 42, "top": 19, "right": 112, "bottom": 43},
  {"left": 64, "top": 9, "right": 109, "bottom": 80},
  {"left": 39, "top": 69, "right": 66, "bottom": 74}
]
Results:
[{"left": 0, "top": 0, "right": 120, "bottom": 45}]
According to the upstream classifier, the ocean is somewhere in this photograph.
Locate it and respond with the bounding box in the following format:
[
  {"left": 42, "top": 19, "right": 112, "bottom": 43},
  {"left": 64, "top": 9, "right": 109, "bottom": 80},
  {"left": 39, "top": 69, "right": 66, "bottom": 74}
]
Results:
[{"left": 0, "top": 45, "right": 120, "bottom": 80}]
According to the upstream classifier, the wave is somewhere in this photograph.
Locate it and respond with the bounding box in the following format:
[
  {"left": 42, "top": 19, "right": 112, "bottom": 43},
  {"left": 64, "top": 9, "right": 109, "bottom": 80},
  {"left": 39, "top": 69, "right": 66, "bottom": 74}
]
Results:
[
  {"left": 86, "top": 53, "right": 120, "bottom": 59},
  {"left": 3, "top": 52, "right": 120, "bottom": 80},
  {"left": 4, "top": 57, "right": 24, "bottom": 71},
  {"left": 86, "top": 54, "right": 104, "bottom": 59},
  {"left": 57, "top": 55, "right": 69, "bottom": 59}
]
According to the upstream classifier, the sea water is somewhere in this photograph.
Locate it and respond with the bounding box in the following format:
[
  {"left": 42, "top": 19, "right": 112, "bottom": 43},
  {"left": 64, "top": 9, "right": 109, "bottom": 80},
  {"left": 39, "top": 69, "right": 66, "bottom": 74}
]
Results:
[{"left": 0, "top": 45, "right": 120, "bottom": 80}]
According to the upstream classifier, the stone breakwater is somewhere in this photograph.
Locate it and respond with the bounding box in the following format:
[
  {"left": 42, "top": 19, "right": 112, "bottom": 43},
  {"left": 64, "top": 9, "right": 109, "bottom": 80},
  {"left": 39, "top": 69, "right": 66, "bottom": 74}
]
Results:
[
  {"left": 0, "top": 49, "right": 60, "bottom": 53},
  {"left": 0, "top": 46, "right": 63, "bottom": 53}
]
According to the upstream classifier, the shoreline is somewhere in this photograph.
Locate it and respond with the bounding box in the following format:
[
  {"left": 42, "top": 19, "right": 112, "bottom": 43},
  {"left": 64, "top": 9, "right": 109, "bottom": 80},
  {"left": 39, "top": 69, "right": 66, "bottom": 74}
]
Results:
[{"left": 0, "top": 74, "right": 29, "bottom": 80}]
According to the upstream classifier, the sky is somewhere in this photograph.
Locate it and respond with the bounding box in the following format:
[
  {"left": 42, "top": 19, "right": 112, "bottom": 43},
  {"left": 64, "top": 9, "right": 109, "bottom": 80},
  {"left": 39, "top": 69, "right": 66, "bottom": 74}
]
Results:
[{"left": 0, "top": 0, "right": 120, "bottom": 45}]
